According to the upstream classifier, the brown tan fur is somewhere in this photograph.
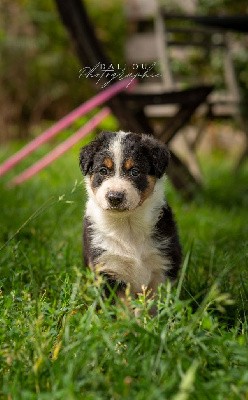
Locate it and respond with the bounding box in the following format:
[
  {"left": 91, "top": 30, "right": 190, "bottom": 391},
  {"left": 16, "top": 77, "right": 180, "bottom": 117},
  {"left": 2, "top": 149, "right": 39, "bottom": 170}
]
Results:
[
  {"left": 139, "top": 176, "right": 156, "bottom": 204},
  {"left": 103, "top": 157, "right": 114, "bottom": 170},
  {"left": 124, "top": 158, "right": 134, "bottom": 171}
]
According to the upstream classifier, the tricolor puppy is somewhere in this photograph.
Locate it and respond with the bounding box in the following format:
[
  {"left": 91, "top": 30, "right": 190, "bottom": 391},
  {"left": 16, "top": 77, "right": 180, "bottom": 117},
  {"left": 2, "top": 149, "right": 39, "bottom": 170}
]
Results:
[{"left": 79, "top": 131, "right": 182, "bottom": 299}]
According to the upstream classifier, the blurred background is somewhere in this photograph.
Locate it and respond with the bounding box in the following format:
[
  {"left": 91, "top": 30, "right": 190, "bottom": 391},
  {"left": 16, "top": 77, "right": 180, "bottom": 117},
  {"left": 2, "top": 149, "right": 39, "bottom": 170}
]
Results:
[
  {"left": 0, "top": 6, "right": 248, "bottom": 394},
  {"left": 1, "top": 0, "right": 248, "bottom": 155}
]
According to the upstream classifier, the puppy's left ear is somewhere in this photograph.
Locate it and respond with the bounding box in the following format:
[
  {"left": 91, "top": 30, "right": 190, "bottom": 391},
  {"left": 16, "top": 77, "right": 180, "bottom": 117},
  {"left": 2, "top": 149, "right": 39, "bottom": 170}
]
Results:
[{"left": 142, "top": 136, "right": 170, "bottom": 178}]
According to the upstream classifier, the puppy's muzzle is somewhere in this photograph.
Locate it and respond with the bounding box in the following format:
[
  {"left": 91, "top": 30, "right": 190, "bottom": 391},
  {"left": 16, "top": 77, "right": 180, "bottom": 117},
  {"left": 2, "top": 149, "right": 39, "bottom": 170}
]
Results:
[{"left": 106, "top": 191, "right": 125, "bottom": 209}]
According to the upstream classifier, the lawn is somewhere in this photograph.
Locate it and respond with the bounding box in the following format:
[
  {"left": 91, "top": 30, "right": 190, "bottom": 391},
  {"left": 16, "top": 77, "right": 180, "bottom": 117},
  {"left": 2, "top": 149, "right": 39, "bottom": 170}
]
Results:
[{"left": 0, "top": 131, "right": 248, "bottom": 399}]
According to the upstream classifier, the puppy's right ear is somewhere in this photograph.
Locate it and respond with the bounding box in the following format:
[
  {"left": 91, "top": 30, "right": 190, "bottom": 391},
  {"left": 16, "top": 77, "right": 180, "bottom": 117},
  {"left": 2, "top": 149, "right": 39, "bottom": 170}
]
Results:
[
  {"left": 79, "top": 139, "right": 99, "bottom": 176},
  {"left": 79, "top": 131, "right": 111, "bottom": 175}
]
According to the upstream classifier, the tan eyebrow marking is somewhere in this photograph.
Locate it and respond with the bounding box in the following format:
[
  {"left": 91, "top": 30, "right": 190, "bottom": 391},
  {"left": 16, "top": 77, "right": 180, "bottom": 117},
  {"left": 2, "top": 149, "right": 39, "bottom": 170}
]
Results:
[
  {"left": 103, "top": 157, "right": 114, "bottom": 169},
  {"left": 90, "top": 174, "right": 97, "bottom": 194},
  {"left": 140, "top": 176, "right": 156, "bottom": 203},
  {"left": 124, "top": 158, "right": 134, "bottom": 170}
]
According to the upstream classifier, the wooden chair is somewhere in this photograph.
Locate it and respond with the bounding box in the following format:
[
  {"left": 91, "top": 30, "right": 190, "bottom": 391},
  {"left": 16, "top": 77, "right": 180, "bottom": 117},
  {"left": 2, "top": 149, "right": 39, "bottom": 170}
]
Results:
[
  {"left": 161, "top": 13, "right": 243, "bottom": 148},
  {"left": 54, "top": 0, "right": 213, "bottom": 197},
  {"left": 124, "top": 0, "right": 211, "bottom": 181},
  {"left": 125, "top": 2, "right": 247, "bottom": 168}
]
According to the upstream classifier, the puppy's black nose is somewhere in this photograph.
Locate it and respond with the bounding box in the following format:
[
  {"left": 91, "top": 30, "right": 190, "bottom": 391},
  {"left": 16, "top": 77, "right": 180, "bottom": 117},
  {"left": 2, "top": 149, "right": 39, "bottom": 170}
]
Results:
[{"left": 107, "top": 191, "right": 125, "bottom": 207}]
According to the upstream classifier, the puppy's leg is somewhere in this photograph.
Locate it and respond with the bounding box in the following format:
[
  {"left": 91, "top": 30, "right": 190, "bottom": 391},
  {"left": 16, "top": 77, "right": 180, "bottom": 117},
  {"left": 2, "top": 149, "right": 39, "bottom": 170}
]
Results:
[{"left": 100, "top": 273, "right": 126, "bottom": 303}]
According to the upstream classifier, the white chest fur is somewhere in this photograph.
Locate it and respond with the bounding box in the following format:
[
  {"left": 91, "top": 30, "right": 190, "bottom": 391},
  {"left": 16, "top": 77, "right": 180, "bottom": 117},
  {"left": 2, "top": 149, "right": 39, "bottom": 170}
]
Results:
[{"left": 85, "top": 179, "right": 171, "bottom": 293}]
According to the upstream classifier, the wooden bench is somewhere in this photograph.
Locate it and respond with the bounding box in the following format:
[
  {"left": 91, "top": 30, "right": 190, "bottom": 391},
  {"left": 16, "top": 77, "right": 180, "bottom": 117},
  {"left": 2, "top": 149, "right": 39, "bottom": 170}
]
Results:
[
  {"left": 54, "top": 0, "right": 214, "bottom": 197},
  {"left": 124, "top": 2, "right": 247, "bottom": 166}
]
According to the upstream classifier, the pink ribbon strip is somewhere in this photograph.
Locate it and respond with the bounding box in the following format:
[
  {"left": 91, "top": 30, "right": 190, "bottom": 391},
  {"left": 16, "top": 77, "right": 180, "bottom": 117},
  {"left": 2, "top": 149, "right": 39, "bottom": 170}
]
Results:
[
  {"left": 0, "top": 78, "right": 135, "bottom": 177},
  {"left": 11, "top": 107, "right": 110, "bottom": 186}
]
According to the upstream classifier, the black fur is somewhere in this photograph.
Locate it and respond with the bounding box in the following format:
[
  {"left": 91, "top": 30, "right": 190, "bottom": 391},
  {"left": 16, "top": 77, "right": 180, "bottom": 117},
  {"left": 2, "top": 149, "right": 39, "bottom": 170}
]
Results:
[
  {"left": 79, "top": 131, "right": 114, "bottom": 175},
  {"left": 80, "top": 131, "right": 181, "bottom": 300},
  {"left": 152, "top": 205, "right": 182, "bottom": 280},
  {"left": 91, "top": 167, "right": 112, "bottom": 189},
  {"left": 79, "top": 131, "right": 170, "bottom": 179},
  {"left": 101, "top": 273, "right": 127, "bottom": 300},
  {"left": 121, "top": 133, "right": 170, "bottom": 178},
  {"left": 83, "top": 217, "right": 105, "bottom": 267}
]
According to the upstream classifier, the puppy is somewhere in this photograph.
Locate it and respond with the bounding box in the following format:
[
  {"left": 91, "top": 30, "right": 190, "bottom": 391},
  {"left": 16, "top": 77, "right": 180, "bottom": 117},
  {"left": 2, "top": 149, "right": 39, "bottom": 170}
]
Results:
[{"left": 79, "top": 131, "right": 182, "bottom": 300}]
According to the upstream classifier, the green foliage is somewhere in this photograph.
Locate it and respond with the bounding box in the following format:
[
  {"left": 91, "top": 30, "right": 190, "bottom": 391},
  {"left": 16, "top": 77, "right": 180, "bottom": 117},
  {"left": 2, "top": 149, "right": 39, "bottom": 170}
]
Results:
[
  {"left": 197, "top": 0, "right": 248, "bottom": 14},
  {"left": 1, "top": 0, "right": 248, "bottom": 141},
  {"left": 85, "top": 0, "right": 125, "bottom": 65},
  {"left": 195, "top": 0, "right": 248, "bottom": 105},
  {"left": 0, "top": 0, "right": 125, "bottom": 140},
  {"left": 0, "top": 140, "right": 248, "bottom": 398}
]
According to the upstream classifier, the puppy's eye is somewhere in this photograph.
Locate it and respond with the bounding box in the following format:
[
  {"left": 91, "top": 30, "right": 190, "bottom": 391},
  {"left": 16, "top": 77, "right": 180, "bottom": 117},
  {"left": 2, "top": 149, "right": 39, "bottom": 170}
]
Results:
[
  {"left": 130, "top": 167, "right": 140, "bottom": 177},
  {"left": 99, "top": 167, "right": 108, "bottom": 176}
]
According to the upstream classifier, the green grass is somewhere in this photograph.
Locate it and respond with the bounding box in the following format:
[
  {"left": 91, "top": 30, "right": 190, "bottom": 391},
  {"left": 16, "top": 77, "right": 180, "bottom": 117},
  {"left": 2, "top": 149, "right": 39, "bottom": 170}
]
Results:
[{"left": 0, "top": 135, "right": 248, "bottom": 399}]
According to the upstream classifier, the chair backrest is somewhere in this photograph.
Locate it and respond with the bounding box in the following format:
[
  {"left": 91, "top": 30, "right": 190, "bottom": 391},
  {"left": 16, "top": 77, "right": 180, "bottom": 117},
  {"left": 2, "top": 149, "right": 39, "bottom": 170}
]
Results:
[
  {"left": 162, "top": 14, "right": 241, "bottom": 116},
  {"left": 124, "top": 0, "right": 174, "bottom": 90},
  {"left": 124, "top": 1, "right": 241, "bottom": 117}
]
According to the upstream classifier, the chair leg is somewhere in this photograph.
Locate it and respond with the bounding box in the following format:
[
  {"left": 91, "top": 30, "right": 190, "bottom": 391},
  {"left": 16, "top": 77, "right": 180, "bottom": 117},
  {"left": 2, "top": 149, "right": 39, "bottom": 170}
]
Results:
[
  {"left": 171, "top": 131, "right": 203, "bottom": 184},
  {"left": 235, "top": 138, "right": 248, "bottom": 170},
  {"left": 235, "top": 113, "right": 248, "bottom": 170},
  {"left": 189, "top": 118, "right": 208, "bottom": 151},
  {"left": 167, "top": 151, "right": 202, "bottom": 199}
]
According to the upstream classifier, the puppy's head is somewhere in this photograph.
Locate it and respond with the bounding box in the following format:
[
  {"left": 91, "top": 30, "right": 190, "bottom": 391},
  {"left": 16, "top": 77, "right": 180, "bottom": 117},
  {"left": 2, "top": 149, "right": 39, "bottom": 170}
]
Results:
[{"left": 79, "top": 131, "right": 169, "bottom": 212}]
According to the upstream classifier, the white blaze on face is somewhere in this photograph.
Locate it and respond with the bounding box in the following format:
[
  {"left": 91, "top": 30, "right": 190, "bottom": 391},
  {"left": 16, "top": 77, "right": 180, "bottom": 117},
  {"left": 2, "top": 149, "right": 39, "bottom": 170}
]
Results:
[{"left": 108, "top": 131, "right": 126, "bottom": 177}]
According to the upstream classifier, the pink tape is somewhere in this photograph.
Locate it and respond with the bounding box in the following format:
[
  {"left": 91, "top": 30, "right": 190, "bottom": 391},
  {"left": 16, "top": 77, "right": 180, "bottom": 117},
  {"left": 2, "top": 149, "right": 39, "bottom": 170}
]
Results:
[
  {"left": 0, "top": 78, "right": 136, "bottom": 177},
  {"left": 11, "top": 107, "right": 110, "bottom": 186}
]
